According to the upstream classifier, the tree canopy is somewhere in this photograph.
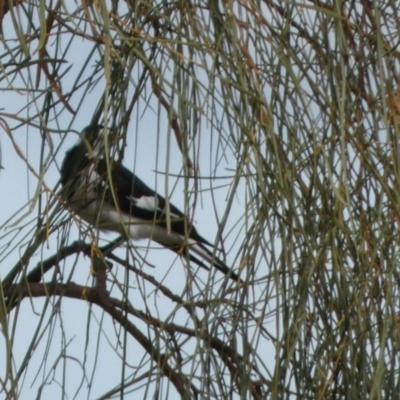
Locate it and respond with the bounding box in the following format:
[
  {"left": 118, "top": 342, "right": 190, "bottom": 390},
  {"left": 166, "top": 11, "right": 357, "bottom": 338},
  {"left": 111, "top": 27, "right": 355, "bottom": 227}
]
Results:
[{"left": 1, "top": 1, "right": 400, "bottom": 399}]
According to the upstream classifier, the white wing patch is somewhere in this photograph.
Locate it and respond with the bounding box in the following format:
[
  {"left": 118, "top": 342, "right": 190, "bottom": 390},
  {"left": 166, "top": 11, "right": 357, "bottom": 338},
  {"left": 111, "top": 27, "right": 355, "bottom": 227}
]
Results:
[
  {"left": 129, "top": 195, "right": 159, "bottom": 212},
  {"left": 128, "top": 195, "right": 181, "bottom": 218}
]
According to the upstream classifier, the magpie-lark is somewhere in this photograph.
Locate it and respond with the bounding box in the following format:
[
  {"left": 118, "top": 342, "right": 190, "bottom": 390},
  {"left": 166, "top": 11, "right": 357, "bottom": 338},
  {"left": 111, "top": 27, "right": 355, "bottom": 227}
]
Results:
[{"left": 60, "top": 126, "right": 240, "bottom": 281}]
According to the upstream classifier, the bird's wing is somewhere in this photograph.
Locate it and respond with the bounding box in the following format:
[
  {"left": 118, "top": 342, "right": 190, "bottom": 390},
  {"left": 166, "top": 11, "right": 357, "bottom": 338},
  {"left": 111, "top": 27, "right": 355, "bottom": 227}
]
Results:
[{"left": 96, "top": 160, "right": 210, "bottom": 243}]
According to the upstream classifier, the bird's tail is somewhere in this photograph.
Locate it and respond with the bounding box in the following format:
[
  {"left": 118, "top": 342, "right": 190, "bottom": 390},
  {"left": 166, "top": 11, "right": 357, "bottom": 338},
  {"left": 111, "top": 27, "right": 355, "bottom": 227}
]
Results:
[{"left": 172, "top": 241, "right": 241, "bottom": 282}]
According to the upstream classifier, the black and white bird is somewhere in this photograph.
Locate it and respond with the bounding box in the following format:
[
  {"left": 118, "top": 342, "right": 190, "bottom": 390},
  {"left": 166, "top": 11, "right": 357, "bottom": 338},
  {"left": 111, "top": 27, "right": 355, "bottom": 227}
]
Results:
[{"left": 60, "top": 126, "right": 240, "bottom": 281}]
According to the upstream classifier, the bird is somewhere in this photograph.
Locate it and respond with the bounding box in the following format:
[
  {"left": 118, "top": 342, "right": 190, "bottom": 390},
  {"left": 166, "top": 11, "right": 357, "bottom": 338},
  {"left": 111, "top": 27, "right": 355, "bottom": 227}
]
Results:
[{"left": 60, "top": 126, "right": 240, "bottom": 281}]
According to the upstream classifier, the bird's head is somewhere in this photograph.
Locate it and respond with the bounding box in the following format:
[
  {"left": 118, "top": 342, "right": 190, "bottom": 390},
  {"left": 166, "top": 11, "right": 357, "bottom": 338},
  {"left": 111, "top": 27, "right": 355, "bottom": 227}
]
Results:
[
  {"left": 79, "top": 124, "right": 105, "bottom": 159},
  {"left": 60, "top": 125, "right": 104, "bottom": 188}
]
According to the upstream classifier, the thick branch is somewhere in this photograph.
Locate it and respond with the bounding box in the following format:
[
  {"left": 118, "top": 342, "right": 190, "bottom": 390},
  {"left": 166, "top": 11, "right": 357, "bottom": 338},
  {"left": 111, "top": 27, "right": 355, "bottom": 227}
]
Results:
[{"left": 9, "top": 281, "right": 195, "bottom": 398}]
